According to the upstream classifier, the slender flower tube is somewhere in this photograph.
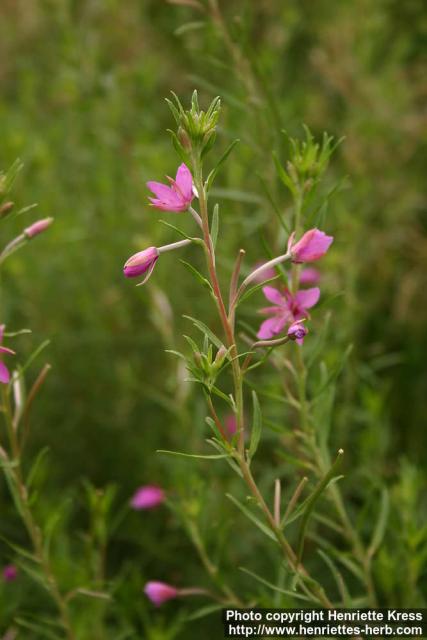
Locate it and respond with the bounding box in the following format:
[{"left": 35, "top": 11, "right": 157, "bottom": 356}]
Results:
[
  {"left": 144, "top": 581, "right": 178, "bottom": 606},
  {"left": 130, "top": 485, "right": 165, "bottom": 510},
  {"left": 24, "top": 217, "right": 54, "bottom": 239},
  {"left": 2, "top": 565, "right": 18, "bottom": 582},
  {"left": 236, "top": 251, "right": 291, "bottom": 303},
  {"left": 251, "top": 262, "right": 276, "bottom": 284},
  {"left": 0, "top": 325, "right": 15, "bottom": 384},
  {"left": 288, "top": 228, "right": 333, "bottom": 263},
  {"left": 147, "top": 163, "right": 194, "bottom": 212}
]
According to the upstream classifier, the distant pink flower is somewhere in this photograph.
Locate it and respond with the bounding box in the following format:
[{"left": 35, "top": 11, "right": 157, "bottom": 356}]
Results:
[
  {"left": 0, "top": 325, "right": 15, "bottom": 385},
  {"left": 287, "top": 320, "right": 308, "bottom": 343},
  {"left": 288, "top": 229, "right": 333, "bottom": 263},
  {"left": 257, "top": 286, "right": 320, "bottom": 340},
  {"left": 130, "top": 485, "right": 165, "bottom": 510},
  {"left": 24, "top": 217, "right": 54, "bottom": 238},
  {"left": 300, "top": 267, "right": 320, "bottom": 285},
  {"left": 2, "top": 565, "right": 18, "bottom": 582},
  {"left": 144, "top": 581, "right": 178, "bottom": 606},
  {"left": 147, "top": 163, "right": 194, "bottom": 212},
  {"left": 123, "top": 247, "right": 159, "bottom": 282},
  {"left": 225, "top": 414, "right": 237, "bottom": 436}
]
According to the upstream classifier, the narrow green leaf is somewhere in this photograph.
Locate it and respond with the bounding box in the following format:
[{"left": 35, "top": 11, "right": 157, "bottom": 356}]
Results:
[
  {"left": 226, "top": 493, "right": 276, "bottom": 542},
  {"left": 183, "top": 315, "right": 223, "bottom": 350},
  {"left": 210, "top": 203, "right": 219, "bottom": 249},
  {"left": 317, "top": 549, "right": 351, "bottom": 606},
  {"left": 186, "top": 604, "right": 224, "bottom": 621},
  {"left": 174, "top": 21, "right": 205, "bottom": 36},
  {"left": 205, "top": 139, "right": 240, "bottom": 192},
  {"left": 297, "top": 450, "right": 344, "bottom": 563},
  {"left": 157, "top": 449, "right": 230, "bottom": 460},
  {"left": 239, "top": 567, "right": 312, "bottom": 602},
  {"left": 179, "top": 259, "right": 213, "bottom": 292},
  {"left": 368, "top": 488, "right": 389, "bottom": 558},
  {"left": 248, "top": 391, "right": 262, "bottom": 459},
  {"left": 158, "top": 219, "right": 195, "bottom": 241}
]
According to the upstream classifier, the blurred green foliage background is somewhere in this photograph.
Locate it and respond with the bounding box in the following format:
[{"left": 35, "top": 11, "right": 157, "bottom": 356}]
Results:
[{"left": 0, "top": 0, "right": 426, "bottom": 637}]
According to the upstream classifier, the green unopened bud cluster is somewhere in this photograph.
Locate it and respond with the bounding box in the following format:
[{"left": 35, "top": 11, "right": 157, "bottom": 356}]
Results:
[
  {"left": 183, "top": 335, "right": 229, "bottom": 392},
  {"left": 167, "top": 90, "right": 221, "bottom": 160},
  {"left": 275, "top": 127, "right": 341, "bottom": 196}
]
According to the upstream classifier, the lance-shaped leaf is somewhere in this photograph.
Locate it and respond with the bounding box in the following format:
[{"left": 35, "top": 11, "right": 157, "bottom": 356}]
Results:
[
  {"left": 205, "top": 139, "right": 240, "bottom": 192},
  {"left": 296, "top": 449, "right": 344, "bottom": 563},
  {"left": 248, "top": 391, "right": 262, "bottom": 460},
  {"left": 227, "top": 493, "right": 276, "bottom": 542},
  {"left": 183, "top": 315, "right": 223, "bottom": 350}
]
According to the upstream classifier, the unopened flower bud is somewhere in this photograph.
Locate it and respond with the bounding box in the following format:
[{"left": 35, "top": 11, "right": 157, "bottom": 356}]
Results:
[
  {"left": 2, "top": 565, "right": 18, "bottom": 582},
  {"left": 288, "top": 228, "right": 333, "bottom": 263},
  {"left": 213, "top": 345, "right": 227, "bottom": 367},
  {"left": 0, "top": 201, "right": 14, "bottom": 218},
  {"left": 287, "top": 321, "right": 308, "bottom": 342},
  {"left": 144, "top": 581, "right": 178, "bottom": 607},
  {"left": 177, "top": 126, "right": 192, "bottom": 151},
  {"left": 130, "top": 485, "right": 165, "bottom": 510},
  {"left": 24, "top": 217, "right": 54, "bottom": 238},
  {"left": 123, "top": 247, "right": 159, "bottom": 282}
]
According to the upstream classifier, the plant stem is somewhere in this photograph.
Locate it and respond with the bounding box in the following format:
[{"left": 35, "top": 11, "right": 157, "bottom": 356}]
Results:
[
  {"left": 1, "top": 387, "right": 75, "bottom": 639},
  {"left": 192, "top": 157, "right": 332, "bottom": 607}
]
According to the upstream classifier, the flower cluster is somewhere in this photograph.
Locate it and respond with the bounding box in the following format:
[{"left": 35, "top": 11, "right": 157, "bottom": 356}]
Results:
[{"left": 122, "top": 94, "right": 336, "bottom": 609}]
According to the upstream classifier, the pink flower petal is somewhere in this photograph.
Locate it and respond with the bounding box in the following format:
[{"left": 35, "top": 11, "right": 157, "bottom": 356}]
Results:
[
  {"left": 147, "top": 181, "right": 177, "bottom": 201},
  {"left": 175, "top": 163, "right": 193, "bottom": 201},
  {"left": 294, "top": 287, "right": 320, "bottom": 310},
  {"left": 262, "top": 286, "right": 283, "bottom": 305},
  {"left": 0, "top": 362, "right": 10, "bottom": 384},
  {"left": 144, "top": 581, "right": 178, "bottom": 606},
  {"left": 130, "top": 485, "right": 165, "bottom": 510},
  {"left": 257, "top": 316, "right": 286, "bottom": 339},
  {"left": 291, "top": 229, "right": 333, "bottom": 263}
]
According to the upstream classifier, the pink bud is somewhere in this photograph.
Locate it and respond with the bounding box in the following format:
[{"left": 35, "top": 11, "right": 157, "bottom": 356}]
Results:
[
  {"left": 225, "top": 414, "right": 237, "bottom": 436},
  {"left": 123, "top": 247, "right": 159, "bottom": 280},
  {"left": 289, "top": 229, "right": 333, "bottom": 263},
  {"left": 130, "top": 485, "right": 165, "bottom": 510},
  {"left": 24, "top": 217, "right": 54, "bottom": 238},
  {"left": 144, "top": 581, "right": 178, "bottom": 606},
  {"left": 287, "top": 321, "right": 308, "bottom": 342},
  {"left": 2, "top": 565, "right": 18, "bottom": 582}
]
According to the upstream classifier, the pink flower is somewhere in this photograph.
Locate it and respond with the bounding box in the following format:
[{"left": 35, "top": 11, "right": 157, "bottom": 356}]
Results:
[
  {"left": 2, "top": 565, "right": 18, "bottom": 582},
  {"left": 300, "top": 267, "right": 320, "bottom": 285},
  {"left": 287, "top": 320, "right": 308, "bottom": 343},
  {"left": 288, "top": 229, "right": 333, "bottom": 263},
  {"left": 147, "top": 163, "right": 194, "bottom": 212},
  {"left": 24, "top": 217, "right": 54, "bottom": 238},
  {"left": 257, "top": 286, "right": 320, "bottom": 340},
  {"left": 123, "top": 247, "right": 159, "bottom": 282},
  {"left": 144, "top": 581, "right": 178, "bottom": 606},
  {"left": 0, "top": 325, "right": 15, "bottom": 385},
  {"left": 225, "top": 414, "right": 237, "bottom": 436},
  {"left": 130, "top": 485, "right": 165, "bottom": 510}
]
